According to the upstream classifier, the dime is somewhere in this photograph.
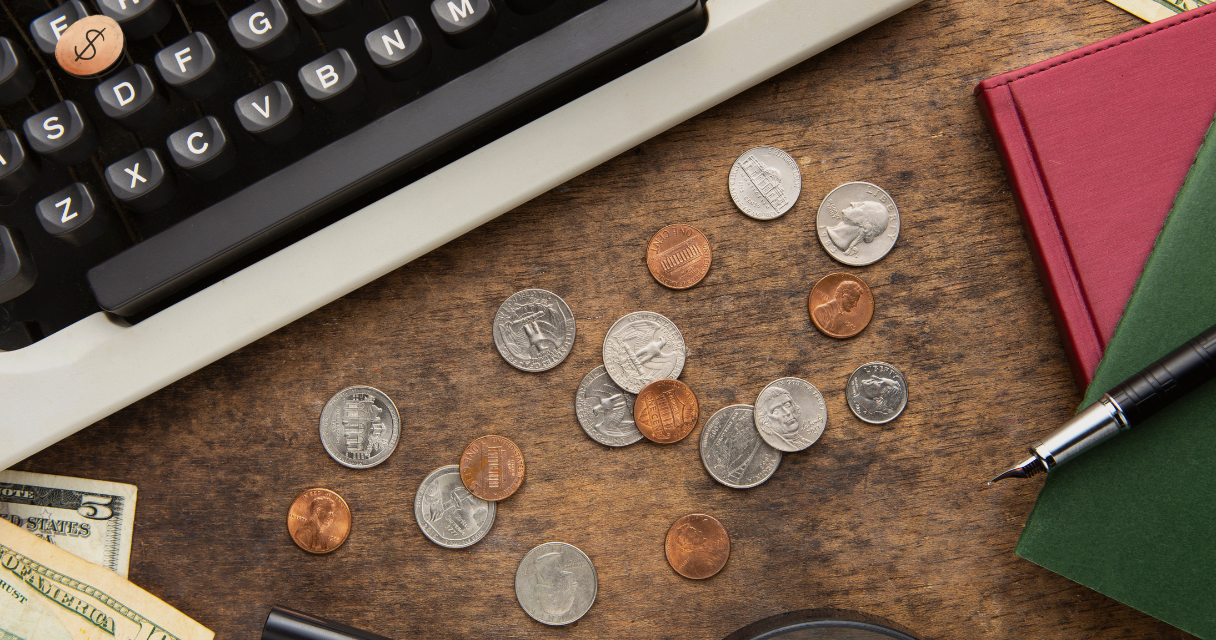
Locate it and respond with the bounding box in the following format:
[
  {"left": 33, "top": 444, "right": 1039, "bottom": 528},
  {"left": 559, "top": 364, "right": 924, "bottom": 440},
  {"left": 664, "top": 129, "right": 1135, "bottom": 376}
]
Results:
[
  {"left": 753, "top": 377, "right": 827, "bottom": 452},
  {"left": 602, "top": 311, "right": 687, "bottom": 393},
  {"left": 575, "top": 365, "right": 643, "bottom": 447},
  {"left": 728, "top": 146, "right": 802, "bottom": 220},
  {"left": 816, "top": 181, "right": 901, "bottom": 266},
  {"left": 493, "top": 289, "right": 576, "bottom": 372},
  {"left": 846, "top": 361, "right": 908, "bottom": 424},
  {"left": 634, "top": 379, "right": 699, "bottom": 444},
  {"left": 699, "top": 405, "right": 782, "bottom": 489},
  {"left": 665, "top": 514, "right": 730, "bottom": 579},
  {"left": 646, "top": 224, "right": 712, "bottom": 289},
  {"left": 287, "top": 488, "right": 351, "bottom": 554},
  {"left": 809, "top": 273, "right": 874, "bottom": 338},
  {"left": 459, "top": 435, "right": 526, "bottom": 501},
  {"left": 414, "top": 465, "right": 496, "bottom": 548},
  {"left": 515, "top": 542, "right": 597, "bottom": 626},
  {"left": 318, "top": 386, "right": 401, "bottom": 469}
]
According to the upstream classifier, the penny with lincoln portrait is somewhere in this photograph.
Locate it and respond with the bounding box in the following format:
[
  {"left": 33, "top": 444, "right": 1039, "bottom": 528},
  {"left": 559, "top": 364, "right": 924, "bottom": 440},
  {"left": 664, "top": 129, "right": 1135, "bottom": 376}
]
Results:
[
  {"left": 634, "top": 379, "right": 700, "bottom": 444},
  {"left": 459, "top": 435, "right": 526, "bottom": 501},
  {"left": 808, "top": 273, "right": 874, "bottom": 338},
  {"left": 646, "top": 224, "right": 712, "bottom": 289},
  {"left": 665, "top": 513, "right": 730, "bottom": 579},
  {"left": 287, "top": 488, "right": 352, "bottom": 554}
]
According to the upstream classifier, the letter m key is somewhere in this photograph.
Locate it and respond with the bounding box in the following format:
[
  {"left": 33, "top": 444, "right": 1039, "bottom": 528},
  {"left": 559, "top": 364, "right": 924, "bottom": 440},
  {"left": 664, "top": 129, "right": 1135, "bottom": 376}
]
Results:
[{"left": 448, "top": 0, "right": 473, "bottom": 20}]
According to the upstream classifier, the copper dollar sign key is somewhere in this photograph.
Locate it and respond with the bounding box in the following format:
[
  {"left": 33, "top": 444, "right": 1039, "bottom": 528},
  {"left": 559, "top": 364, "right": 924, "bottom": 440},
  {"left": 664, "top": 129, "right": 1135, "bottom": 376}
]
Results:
[
  {"left": 460, "top": 435, "right": 525, "bottom": 501},
  {"left": 55, "top": 15, "right": 124, "bottom": 78}
]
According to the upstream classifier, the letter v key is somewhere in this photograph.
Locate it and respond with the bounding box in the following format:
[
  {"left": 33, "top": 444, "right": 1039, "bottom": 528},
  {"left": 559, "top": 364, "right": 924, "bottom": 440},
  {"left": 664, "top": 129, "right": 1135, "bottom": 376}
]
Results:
[{"left": 251, "top": 95, "right": 272, "bottom": 119}]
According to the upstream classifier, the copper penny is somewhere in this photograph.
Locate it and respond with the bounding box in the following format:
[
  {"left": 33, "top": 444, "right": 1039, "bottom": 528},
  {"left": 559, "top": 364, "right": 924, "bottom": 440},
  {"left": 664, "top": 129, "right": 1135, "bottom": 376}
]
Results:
[
  {"left": 646, "top": 224, "right": 711, "bottom": 289},
  {"left": 808, "top": 272, "right": 874, "bottom": 338},
  {"left": 55, "top": 15, "right": 124, "bottom": 78},
  {"left": 459, "top": 435, "right": 525, "bottom": 501},
  {"left": 633, "top": 378, "right": 699, "bottom": 443},
  {"left": 286, "top": 488, "right": 351, "bottom": 554},
  {"left": 665, "top": 513, "right": 730, "bottom": 579}
]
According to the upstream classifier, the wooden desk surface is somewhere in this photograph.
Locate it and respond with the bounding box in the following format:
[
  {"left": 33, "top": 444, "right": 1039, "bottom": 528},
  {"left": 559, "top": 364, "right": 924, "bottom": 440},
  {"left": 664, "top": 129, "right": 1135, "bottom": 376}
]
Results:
[{"left": 14, "top": 0, "right": 1201, "bottom": 638}]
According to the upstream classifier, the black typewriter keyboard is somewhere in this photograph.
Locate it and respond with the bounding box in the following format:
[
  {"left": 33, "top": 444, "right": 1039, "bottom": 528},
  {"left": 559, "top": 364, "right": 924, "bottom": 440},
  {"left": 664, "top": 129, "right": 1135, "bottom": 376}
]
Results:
[{"left": 0, "top": 0, "right": 706, "bottom": 349}]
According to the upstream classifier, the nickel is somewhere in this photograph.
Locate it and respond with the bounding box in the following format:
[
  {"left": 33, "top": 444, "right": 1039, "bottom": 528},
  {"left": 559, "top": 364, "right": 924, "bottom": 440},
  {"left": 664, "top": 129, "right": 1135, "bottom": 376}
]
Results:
[
  {"left": 809, "top": 272, "right": 874, "bottom": 338},
  {"left": 493, "top": 289, "right": 576, "bottom": 372},
  {"left": 753, "top": 377, "right": 827, "bottom": 452},
  {"left": 459, "top": 435, "right": 526, "bottom": 501},
  {"left": 846, "top": 361, "right": 908, "bottom": 424},
  {"left": 646, "top": 224, "right": 712, "bottom": 289},
  {"left": 728, "top": 146, "right": 802, "bottom": 220},
  {"left": 665, "top": 514, "right": 730, "bottom": 579},
  {"left": 415, "top": 465, "right": 496, "bottom": 548},
  {"left": 575, "top": 365, "right": 643, "bottom": 447},
  {"left": 602, "top": 311, "right": 686, "bottom": 393},
  {"left": 816, "top": 181, "right": 900, "bottom": 266},
  {"left": 287, "top": 488, "right": 351, "bottom": 554},
  {"left": 634, "top": 379, "right": 699, "bottom": 444},
  {"left": 699, "top": 405, "right": 781, "bottom": 489},
  {"left": 319, "top": 386, "right": 401, "bottom": 469},
  {"left": 515, "top": 542, "right": 597, "bottom": 626}
]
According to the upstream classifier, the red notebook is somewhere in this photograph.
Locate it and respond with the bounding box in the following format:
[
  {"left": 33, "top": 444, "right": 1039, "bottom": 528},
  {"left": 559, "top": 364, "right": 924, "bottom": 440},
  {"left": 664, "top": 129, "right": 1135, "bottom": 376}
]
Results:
[{"left": 974, "top": 4, "right": 1216, "bottom": 389}]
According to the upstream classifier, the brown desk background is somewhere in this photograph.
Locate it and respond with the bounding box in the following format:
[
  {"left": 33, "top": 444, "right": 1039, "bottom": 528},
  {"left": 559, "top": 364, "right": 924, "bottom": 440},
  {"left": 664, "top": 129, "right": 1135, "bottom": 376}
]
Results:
[{"left": 15, "top": 0, "right": 1201, "bottom": 637}]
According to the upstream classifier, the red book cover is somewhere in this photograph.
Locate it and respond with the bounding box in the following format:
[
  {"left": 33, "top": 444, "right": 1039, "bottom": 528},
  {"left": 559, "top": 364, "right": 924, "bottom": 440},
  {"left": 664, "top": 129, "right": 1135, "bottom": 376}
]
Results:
[{"left": 974, "top": 4, "right": 1216, "bottom": 389}]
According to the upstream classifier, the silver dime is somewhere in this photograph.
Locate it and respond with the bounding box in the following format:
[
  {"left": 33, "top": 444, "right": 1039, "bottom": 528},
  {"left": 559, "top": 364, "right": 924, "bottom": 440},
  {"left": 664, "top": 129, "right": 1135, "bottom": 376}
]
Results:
[
  {"left": 728, "top": 146, "right": 802, "bottom": 220},
  {"left": 319, "top": 385, "right": 401, "bottom": 468},
  {"left": 601, "top": 311, "right": 686, "bottom": 394},
  {"left": 699, "top": 405, "right": 782, "bottom": 489},
  {"left": 846, "top": 361, "right": 908, "bottom": 424},
  {"left": 493, "top": 289, "right": 576, "bottom": 372},
  {"left": 816, "top": 181, "right": 901, "bottom": 266},
  {"left": 753, "top": 378, "right": 827, "bottom": 452},
  {"left": 575, "top": 365, "right": 643, "bottom": 447},
  {"left": 414, "top": 465, "right": 496, "bottom": 548},
  {"left": 515, "top": 542, "right": 597, "bottom": 626}
]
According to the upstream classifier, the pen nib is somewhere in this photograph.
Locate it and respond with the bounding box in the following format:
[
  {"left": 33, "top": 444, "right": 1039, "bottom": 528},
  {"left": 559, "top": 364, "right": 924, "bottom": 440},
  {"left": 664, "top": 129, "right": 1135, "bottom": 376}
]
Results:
[{"left": 989, "top": 455, "right": 1047, "bottom": 485}]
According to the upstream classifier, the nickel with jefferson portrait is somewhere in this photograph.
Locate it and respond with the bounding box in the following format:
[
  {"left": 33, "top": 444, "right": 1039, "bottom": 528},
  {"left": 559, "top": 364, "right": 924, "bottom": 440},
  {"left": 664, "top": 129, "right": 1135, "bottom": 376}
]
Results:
[
  {"left": 752, "top": 377, "right": 827, "bottom": 452},
  {"left": 493, "top": 289, "right": 576, "bottom": 372},
  {"left": 816, "top": 181, "right": 900, "bottom": 266}
]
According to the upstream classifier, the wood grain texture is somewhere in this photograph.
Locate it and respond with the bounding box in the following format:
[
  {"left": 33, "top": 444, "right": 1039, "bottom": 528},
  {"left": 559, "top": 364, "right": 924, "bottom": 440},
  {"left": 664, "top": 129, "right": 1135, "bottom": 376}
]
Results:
[{"left": 15, "top": 0, "right": 1200, "bottom": 638}]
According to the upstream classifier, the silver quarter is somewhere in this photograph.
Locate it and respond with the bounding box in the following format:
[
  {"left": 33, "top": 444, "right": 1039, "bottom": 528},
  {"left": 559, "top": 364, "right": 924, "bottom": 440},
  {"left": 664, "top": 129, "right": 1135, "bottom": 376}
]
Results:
[
  {"left": 816, "top": 181, "right": 901, "bottom": 266},
  {"left": 493, "top": 289, "right": 576, "bottom": 372},
  {"left": 846, "top": 361, "right": 908, "bottom": 424},
  {"left": 414, "top": 465, "right": 496, "bottom": 548},
  {"left": 728, "top": 146, "right": 802, "bottom": 220},
  {"left": 575, "top": 365, "right": 643, "bottom": 447},
  {"left": 319, "top": 385, "right": 401, "bottom": 468},
  {"left": 601, "top": 311, "right": 686, "bottom": 394},
  {"left": 515, "top": 542, "right": 597, "bottom": 626},
  {"left": 699, "top": 405, "right": 782, "bottom": 489},
  {"left": 753, "top": 378, "right": 827, "bottom": 452}
]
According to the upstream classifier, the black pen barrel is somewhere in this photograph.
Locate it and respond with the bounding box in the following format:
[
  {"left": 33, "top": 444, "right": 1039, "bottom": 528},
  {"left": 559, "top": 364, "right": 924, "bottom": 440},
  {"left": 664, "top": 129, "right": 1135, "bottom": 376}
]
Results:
[{"left": 1108, "top": 323, "right": 1216, "bottom": 425}]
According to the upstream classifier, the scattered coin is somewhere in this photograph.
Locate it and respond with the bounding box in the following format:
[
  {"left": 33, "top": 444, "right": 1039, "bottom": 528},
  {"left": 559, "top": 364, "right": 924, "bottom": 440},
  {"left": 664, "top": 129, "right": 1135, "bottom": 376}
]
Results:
[
  {"left": 753, "top": 377, "right": 827, "bottom": 452},
  {"left": 809, "top": 272, "right": 874, "bottom": 338},
  {"left": 319, "top": 385, "right": 401, "bottom": 469},
  {"left": 493, "top": 289, "right": 576, "bottom": 372},
  {"left": 602, "top": 311, "right": 687, "bottom": 393},
  {"left": 414, "top": 465, "right": 496, "bottom": 549},
  {"left": 459, "top": 435, "right": 526, "bottom": 501},
  {"left": 515, "top": 542, "right": 598, "bottom": 626},
  {"left": 665, "top": 514, "right": 730, "bottom": 579},
  {"left": 699, "top": 405, "right": 782, "bottom": 489},
  {"left": 846, "top": 361, "right": 908, "bottom": 424},
  {"left": 286, "top": 488, "right": 352, "bottom": 554},
  {"left": 634, "top": 379, "right": 700, "bottom": 444},
  {"left": 728, "top": 146, "right": 802, "bottom": 220},
  {"left": 55, "top": 15, "right": 124, "bottom": 78},
  {"left": 646, "top": 224, "right": 712, "bottom": 289},
  {"left": 816, "top": 181, "right": 901, "bottom": 266},
  {"left": 575, "top": 365, "right": 643, "bottom": 447}
]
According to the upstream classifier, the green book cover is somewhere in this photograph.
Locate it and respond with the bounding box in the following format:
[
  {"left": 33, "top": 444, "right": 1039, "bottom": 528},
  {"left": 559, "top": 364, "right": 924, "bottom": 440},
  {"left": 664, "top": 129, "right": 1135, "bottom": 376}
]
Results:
[{"left": 1014, "top": 113, "right": 1216, "bottom": 637}]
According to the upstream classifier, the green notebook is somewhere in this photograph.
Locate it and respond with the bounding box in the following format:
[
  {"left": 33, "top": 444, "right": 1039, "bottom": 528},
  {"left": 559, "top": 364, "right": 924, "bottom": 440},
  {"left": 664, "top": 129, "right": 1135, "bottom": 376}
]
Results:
[{"left": 1015, "top": 114, "right": 1216, "bottom": 637}]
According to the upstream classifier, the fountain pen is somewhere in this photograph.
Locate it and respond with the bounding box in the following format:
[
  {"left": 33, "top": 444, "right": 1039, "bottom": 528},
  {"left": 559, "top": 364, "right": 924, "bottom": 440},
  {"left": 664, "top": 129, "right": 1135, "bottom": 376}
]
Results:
[{"left": 991, "top": 322, "right": 1216, "bottom": 484}]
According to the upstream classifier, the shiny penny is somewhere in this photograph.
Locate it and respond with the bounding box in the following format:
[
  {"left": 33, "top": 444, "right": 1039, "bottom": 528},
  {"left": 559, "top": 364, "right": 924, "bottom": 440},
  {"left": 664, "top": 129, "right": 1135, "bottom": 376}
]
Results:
[
  {"left": 55, "top": 16, "right": 124, "bottom": 78},
  {"left": 286, "top": 488, "right": 351, "bottom": 554},
  {"left": 809, "top": 273, "right": 874, "bottom": 338},
  {"left": 459, "top": 435, "right": 525, "bottom": 501},
  {"left": 665, "top": 514, "right": 730, "bottom": 579},
  {"left": 646, "top": 224, "right": 712, "bottom": 289},
  {"left": 633, "top": 379, "right": 699, "bottom": 444}
]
